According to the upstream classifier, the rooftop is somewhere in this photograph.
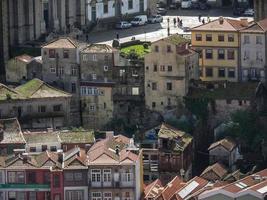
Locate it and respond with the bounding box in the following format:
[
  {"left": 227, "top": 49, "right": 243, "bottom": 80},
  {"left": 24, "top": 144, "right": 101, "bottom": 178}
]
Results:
[
  {"left": 208, "top": 138, "right": 237, "bottom": 152},
  {"left": 23, "top": 131, "right": 59, "bottom": 144},
  {"left": 0, "top": 118, "right": 25, "bottom": 144},
  {"left": 43, "top": 37, "right": 83, "bottom": 49},
  {"left": 82, "top": 44, "right": 116, "bottom": 53},
  {"left": 201, "top": 162, "right": 228, "bottom": 181},
  {"left": 58, "top": 130, "right": 95, "bottom": 144}
]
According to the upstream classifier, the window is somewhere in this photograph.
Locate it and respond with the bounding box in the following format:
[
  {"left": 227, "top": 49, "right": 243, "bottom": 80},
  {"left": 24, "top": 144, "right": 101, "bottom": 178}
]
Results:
[
  {"left": 218, "top": 49, "right": 225, "bottom": 59},
  {"left": 160, "top": 65, "right": 165, "bottom": 71},
  {"left": 196, "top": 34, "right": 202, "bottom": 41},
  {"left": 153, "top": 64, "right": 158, "bottom": 72},
  {"left": 44, "top": 172, "right": 50, "bottom": 184},
  {"left": 228, "top": 68, "right": 235, "bottom": 78},
  {"left": 30, "top": 147, "right": 36, "bottom": 152},
  {"left": 244, "top": 35, "right": 250, "bottom": 44},
  {"left": 260, "top": 70, "right": 265, "bottom": 78},
  {"left": 205, "top": 68, "right": 213, "bottom": 77},
  {"left": 93, "top": 54, "right": 97, "bottom": 61},
  {"left": 132, "top": 87, "right": 139, "bottom": 95},
  {"left": 122, "top": 170, "right": 133, "bottom": 182},
  {"left": 27, "top": 172, "right": 36, "bottom": 184},
  {"left": 103, "top": 169, "right": 111, "bottom": 183},
  {"left": 218, "top": 68, "right": 225, "bottom": 77},
  {"left": 59, "top": 67, "right": 64, "bottom": 75},
  {"left": 152, "top": 82, "right": 157, "bottom": 90},
  {"left": 152, "top": 102, "right": 156, "bottom": 108},
  {"left": 54, "top": 194, "right": 60, "bottom": 200},
  {"left": 166, "top": 82, "right": 172, "bottom": 90},
  {"left": 167, "top": 45, "right": 171, "bottom": 52},
  {"left": 53, "top": 105, "right": 62, "bottom": 112},
  {"left": 206, "top": 34, "right": 212, "bottom": 41},
  {"left": 167, "top": 65, "right": 172, "bottom": 72},
  {"left": 256, "top": 51, "right": 263, "bottom": 61},
  {"left": 228, "top": 34, "right": 234, "bottom": 42},
  {"left": 53, "top": 175, "right": 60, "bottom": 188},
  {"left": 256, "top": 36, "right": 262, "bottom": 44},
  {"left": 71, "top": 83, "right": 76, "bottom": 93},
  {"left": 63, "top": 50, "right": 69, "bottom": 58},
  {"left": 103, "top": 192, "right": 112, "bottom": 200},
  {"left": 41, "top": 145, "right": 47, "bottom": 151},
  {"left": 38, "top": 106, "right": 46, "bottom": 113},
  {"left": 218, "top": 34, "right": 224, "bottom": 42},
  {"left": 71, "top": 66, "right": 78, "bottom": 76},
  {"left": 227, "top": 49, "right": 235, "bottom": 60},
  {"left": 92, "top": 192, "right": 101, "bottom": 200},
  {"left": 104, "top": 66, "right": 108, "bottom": 71},
  {"left": 91, "top": 169, "right": 101, "bottom": 183},
  {"left": 82, "top": 54, "right": 88, "bottom": 61},
  {"left": 196, "top": 48, "right": 202, "bottom": 58},
  {"left": 27, "top": 105, "right": 32, "bottom": 113},
  {"left": 155, "top": 45, "right": 159, "bottom": 52},
  {"left": 66, "top": 190, "right": 84, "bottom": 200},
  {"left": 8, "top": 171, "right": 25, "bottom": 183},
  {"left": 205, "top": 49, "right": 213, "bottom": 59},
  {"left": 49, "top": 49, "right": 56, "bottom": 58},
  {"left": 89, "top": 105, "right": 95, "bottom": 111},
  {"left": 50, "top": 66, "right": 56, "bottom": 73},
  {"left": 50, "top": 146, "right": 57, "bottom": 152},
  {"left": 103, "top": 2, "right": 108, "bottom": 13},
  {"left": 244, "top": 50, "right": 249, "bottom": 60},
  {"left": 29, "top": 192, "right": 36, "bottom": 200},
  {"left": 74, "top": 172, "right": 82, "bottom": 181},
  {"left": 128, "top": 0, "right": 133, "bottom": 9},
  {"left": 104, "top": 102, "right": 106, "bottom": 109},
  {"left": 92, "top": 73, "right": 97, "bottom": 80}
]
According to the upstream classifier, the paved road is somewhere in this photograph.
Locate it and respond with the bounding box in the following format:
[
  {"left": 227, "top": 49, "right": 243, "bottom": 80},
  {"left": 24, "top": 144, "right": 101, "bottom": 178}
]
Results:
[{"left": 88, "top": 8, "right": 253, "bottom": 45}]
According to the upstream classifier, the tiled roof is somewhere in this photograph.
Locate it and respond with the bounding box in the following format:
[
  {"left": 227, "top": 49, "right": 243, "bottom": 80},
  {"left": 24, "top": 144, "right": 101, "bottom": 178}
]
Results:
[
  {"left": 81, "top": 44, "right": 117, "bottom": 53},
  {"left": 43, "top": 37, "right": 83, "bottom": 49},
  {"left": 208, "top": 138, "right": 237, "bottom": 152},
  {"left": 0, "top": 84, "right": 23, "bottom": 101},
  {"left": 15, "top": 78, "right": 71, "bottom": 99},
  {"left": 63, "top": 148, "right": 87, "bottom": 169},
  {"left": 0, "top": 118, "right": 25, "bottom": 144},
  {"left": 58, "top": 130, "right": 95, "bottom": 144},
  {"left": 258, "top": 18, "right": 267, "bottom": 31},
  {"left": 201, "top": 163, "right": 228, "bottom": 181},
  {"left": 158, "top": 176, "right": 184, "bottom": 200},
  {"left": 23, "top": 131, "right": 60, "bottom": 144},
  {"left": 144, "top": 179, "right": 163, "bottom": 199}
]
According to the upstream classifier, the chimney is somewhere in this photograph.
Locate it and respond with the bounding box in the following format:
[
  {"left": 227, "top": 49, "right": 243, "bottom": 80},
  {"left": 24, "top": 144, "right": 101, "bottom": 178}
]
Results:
[
  {"left": 240, "top": 18, "right": 248, "bottom": 27},
  {"left": 106, "top": 131, "right": 114, "bottom": 140},
  {"left": 115, "top": 145, "right": 120, "bottom": 156},
  {"left": 57, "top": 149, "right": 63, "bottom": 163},
  {"left": 0, "top": 124, "right": 4, "bottom": 141},
  {"left": 219, "top": 16, "right": 224, "bottom": 24}
]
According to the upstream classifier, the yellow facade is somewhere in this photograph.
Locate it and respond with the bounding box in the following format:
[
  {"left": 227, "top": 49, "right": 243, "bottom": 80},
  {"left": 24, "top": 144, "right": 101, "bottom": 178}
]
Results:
[{"left": 192, "top": 31, "right": 239, "bottom": 82}]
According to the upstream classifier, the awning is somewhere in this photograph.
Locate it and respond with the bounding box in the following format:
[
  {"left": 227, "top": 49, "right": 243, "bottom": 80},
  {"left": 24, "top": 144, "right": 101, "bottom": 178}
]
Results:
[{"left": 0, "top": 184, "right": 50, "bottom": 191}]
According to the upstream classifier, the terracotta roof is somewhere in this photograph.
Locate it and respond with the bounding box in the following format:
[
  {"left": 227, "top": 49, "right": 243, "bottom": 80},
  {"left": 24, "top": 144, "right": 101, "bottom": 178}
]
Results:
[
  {"left": 158, "top": 176, "right": 184, "bottom": 200},
  {"left": 201, "top": 163, "right": 228, "bottom": 181},
  {"left": 0, "top": 118, "right": 26, "bottom": 144},
  {"left": 144, "top": 179, "right": 163, "bottom": 199},
  {"left": 81, "top": 44, "right": 117, "bottom": 53},
  {"left": 258, "top": 18, "right": 267, "bottom": 31},
  {"left": 208, "top": 138, "right": 237, "bottom": 152},
  {"left": 43, "top": 37, "right": 84, "bottom": 49},
  {"left": 63, "top": 148, "right": 87, "bottom": 169}
]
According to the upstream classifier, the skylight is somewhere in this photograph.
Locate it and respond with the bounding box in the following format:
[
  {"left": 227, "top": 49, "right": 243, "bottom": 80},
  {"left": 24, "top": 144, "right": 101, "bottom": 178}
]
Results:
[
  {"left": 178, "top": 181, "right": 199, "bottom": 198},
  {"left": 257, "top": 186, "right": 267, "bottom": 194},
  {"left": 235, "top": 182, "right": 248, "bottom": 189}
]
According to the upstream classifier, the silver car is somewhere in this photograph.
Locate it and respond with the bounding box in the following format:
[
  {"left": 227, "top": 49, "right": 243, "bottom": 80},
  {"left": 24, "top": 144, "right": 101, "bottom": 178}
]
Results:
[
  {"left": 115, "top": 21, "right": 132, "bottom": 29},
  {"left": 148, "top": 15, "right": 163, "bottom": 23}
]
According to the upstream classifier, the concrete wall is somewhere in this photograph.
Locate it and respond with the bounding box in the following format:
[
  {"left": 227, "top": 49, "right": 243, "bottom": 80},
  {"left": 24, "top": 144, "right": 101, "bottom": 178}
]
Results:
[{"left": 201, "top": 194, "right": 233, "bottom": 200}]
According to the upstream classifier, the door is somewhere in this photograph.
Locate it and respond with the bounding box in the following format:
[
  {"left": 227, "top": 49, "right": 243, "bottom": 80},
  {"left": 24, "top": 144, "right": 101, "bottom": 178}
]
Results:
[
  {"left": 91, "top": 6, "right": 96, "bottom": 22},
  {"left": 140, "top": 0, "right": 144, "bottom": 12}
]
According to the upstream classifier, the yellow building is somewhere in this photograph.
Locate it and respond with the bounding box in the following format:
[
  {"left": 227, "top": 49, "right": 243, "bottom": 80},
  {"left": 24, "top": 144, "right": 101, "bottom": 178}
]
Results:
[{"left": 191, "top": 17, "right": 250, "bottom": 82}]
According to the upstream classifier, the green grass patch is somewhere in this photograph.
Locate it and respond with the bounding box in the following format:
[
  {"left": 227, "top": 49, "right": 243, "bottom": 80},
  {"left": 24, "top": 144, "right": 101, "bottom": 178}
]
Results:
[{"left": 120, "top": 44, "right": 150, "bottom": 59}]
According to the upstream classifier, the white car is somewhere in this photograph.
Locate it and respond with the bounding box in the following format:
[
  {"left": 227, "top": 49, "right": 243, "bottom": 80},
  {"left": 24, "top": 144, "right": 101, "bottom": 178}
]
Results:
[
  {"left": 181, "top": 0, "right": 192, "bottom": 9},
  {"left": 148, "top": 15, "right": 163, "bottom": 23},
  {"left": 115, "top": 21, "right": 132, "bottom": 29},
  {"left": 131, "top": 15, "right": 148, "bottom": 26}
]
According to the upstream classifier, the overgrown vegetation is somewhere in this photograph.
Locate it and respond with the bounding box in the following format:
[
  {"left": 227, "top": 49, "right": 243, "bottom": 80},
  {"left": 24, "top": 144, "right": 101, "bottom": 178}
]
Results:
[{"left": 120, "top": 44, "right": 150, "bottom": 59}]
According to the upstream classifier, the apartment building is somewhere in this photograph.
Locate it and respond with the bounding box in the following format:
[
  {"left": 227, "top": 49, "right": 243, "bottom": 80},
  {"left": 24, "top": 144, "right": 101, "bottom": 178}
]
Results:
[
  {"left": 87, "top": 135, "right": 143, "bottom": 200},
  {"left": 145, "top": 34, "right": 199, "bottom": 113},
  {"left": 240, "top": 18, "right": 267, "bottom": 82},
  {"left": 0, "top": 79, "right": 72, "bottom": 129},
  {"left": 191, "top": 17, "right": 249, "bottom": 82}
]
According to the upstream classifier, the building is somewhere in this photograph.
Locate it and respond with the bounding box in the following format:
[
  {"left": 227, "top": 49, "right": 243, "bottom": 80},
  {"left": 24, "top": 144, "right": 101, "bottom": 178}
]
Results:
[
  {"left": 200, "top": 162, "right": 228, "bottom": 182},
  {"left": 0, "top": 118, "right": 25, "bottom": 155},
  {"left": 80, "top": 44, "right": 118, "bottom": 129},
  {"left": 191, "top": 17, "right": 250, "bottom": 82},
  {"left": 199, "top": 169, "right": 267, "bottom": 200},
  {"left": 87, "top": 134, "right": 143, "bottom": 200},
  {"left": 240, "top": 18, "right": 267, "bottom": 82},
  {"left": 208, "top": 138, "right": 241, "bottom": 171},
  {"left": 6, "top": 55, "right": 42, "bottom": 83},
  {"left": 0, "top": 78, "right": 72, "bottom": 129},
  {"left": 143, "top": 179, "right": 163, "bottom": 200},
  {"left": 144, "top": 34, "right": 199, "bottom": 113},
  {"left": 42, "top": 37, "right": 87, "bottom": 126},
  {"left": 141, "top": 123, "right": 193, "bottom": 183},
  {"left": 254, "top": 0, "right": 267, "bottom": 21}
]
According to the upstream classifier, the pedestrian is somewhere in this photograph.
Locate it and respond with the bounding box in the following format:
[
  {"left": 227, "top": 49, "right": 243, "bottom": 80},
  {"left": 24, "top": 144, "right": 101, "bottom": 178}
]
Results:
[
  {"left": 202, "top": 18, "right": 205, "bottom": 24},
  {"left": 198, "top": 14, "right": 201, "bottom": 22},
  {"left": 116, "top": 32, "right": 119, "bottom": 40},
  {"left": 173, "top": 18, "right": 177, "bottom": 27},
  {"left": 177, "top": 17, "right": 180, "bottom": 24},
  {"left": 180, "top": 19, "right": 183, "bottom": 27},
  {"left": 207, "top": 15, "right": 210, "bottom": 23},
  {"left": 86, "top": 34, "right": 89, "bottom": 42}
]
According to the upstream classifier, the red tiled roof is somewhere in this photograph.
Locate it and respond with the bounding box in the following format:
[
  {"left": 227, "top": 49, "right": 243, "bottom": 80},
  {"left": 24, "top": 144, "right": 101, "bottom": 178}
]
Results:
[
  {"left": 201, "top": 162, "right": 228, "bottom": 180},
  {"left": 158, "top": 176, "right": 184, "bottom": 200},
  {"left": 144, "top": 179, "right": 163, "bottom": 199}
]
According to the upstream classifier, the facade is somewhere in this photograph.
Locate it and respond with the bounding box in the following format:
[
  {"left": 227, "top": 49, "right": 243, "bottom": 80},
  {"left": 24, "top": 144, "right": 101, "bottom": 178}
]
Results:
[
  {"left": 191, "top": 17, "right": 249, "bottom": 82},
  {"left": 208, "top": 138, "right": 241, "bottom": 171},
  {"left": 240, "top": 19, "right": 267, "bottom": 82},
  {"left": 87, "top": 134, "right": 143, "bottom": 200},
  {"left": 0, "top": 79, "right": 72, "bottom": 129},
  {"left": 145, "top": 34, "right": 199, "bottom": 113},
  {"left": 254, "top": 0, "right": 267, "bottom": 21},
  {"left": 80, "top": 44, "right": 118, "bottom": 129},
  {"left": 42, "top": 37, "right": 86, "bottom": 127},
  {"left": 6, "top": 55, "right": 42, "bottom": 83}
]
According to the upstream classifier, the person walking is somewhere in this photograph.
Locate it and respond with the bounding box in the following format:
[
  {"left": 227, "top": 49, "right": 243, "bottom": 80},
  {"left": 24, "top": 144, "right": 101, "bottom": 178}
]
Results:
[
  {"left": 116, "top": 32, "right": 120, "bottom": 40},
  {"left": 198, "top": 15, "right": 201, "bottom": 22},
  {"left": 202, "top": 18, "right": 205, "bottom": 24},
  {"left": 173, "top": 18, "right": 177, "bottom": 27}
]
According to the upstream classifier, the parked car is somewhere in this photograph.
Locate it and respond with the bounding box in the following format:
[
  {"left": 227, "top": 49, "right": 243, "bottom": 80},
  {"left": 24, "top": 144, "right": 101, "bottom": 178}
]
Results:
[
  {"left": 181, "top": 0, "right": 192, "bottom": 9},
  {"left": 157, "top": 7, "right": 167, "bottom": 15},
  {"left": 169, "top": 3, "right": 179, "bottom": 9},
  {"left": 243, "top": 8, "right": 254, "bottom": 16},
  {"left": 148, "top": 15, "right": 163, "bottom": 23},
  {"left": 183, "top": 26, "right": 191, "bottom": 32},
  {"left": 115, "top": 21, "right": 132, "bottom": 29},
  {"left": 233, "top": 7, "right": 245, "bottom": 16},
  {"left": 156, "top": 1, "right": 166, "bottom": 8},
  {"left": 131, "top": 15, "right": 148, "bottom": 26}
]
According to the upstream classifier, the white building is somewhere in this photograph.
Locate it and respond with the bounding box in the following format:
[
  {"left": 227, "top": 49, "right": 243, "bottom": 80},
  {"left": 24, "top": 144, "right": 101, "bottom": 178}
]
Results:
[{"left": 240, "top": 18, "right": 267, "bottom": 82}]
